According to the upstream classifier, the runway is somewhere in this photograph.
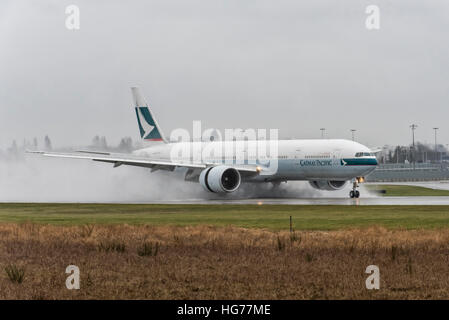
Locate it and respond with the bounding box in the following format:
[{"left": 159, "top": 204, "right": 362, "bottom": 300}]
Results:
[
  {"left": 140, "top": 196, "right": 449, "bottom": 205},
  {"left": 6, "top": 196, "right": 449, "bottom": 205},
  {"left": 144, "top": 181, "right": 449, "bottom": 205}
]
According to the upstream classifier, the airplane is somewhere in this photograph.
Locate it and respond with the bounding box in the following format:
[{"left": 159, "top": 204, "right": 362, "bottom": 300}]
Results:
[{"left": 29, "top": 87, "right": 378, "bottom": 198}]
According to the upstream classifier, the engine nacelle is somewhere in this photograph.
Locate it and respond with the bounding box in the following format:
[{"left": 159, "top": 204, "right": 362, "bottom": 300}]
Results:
[
  {"left": 309, "top": 180, "right": 347, "bottom": 191},
  {"left": 199, "top": 166, "right": 241, "bottom": 193}
]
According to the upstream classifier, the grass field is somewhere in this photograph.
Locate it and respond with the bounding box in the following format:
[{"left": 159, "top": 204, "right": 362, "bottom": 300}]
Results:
[
  {"left": 1, "top": 224, "right": 449, "bottom": 299},
  {"left": 2, "top": 202, "right": 449, "bottom": 299},
  {"left": 1, "top": 203, "right": 449, "bottom": 230},
  {"left": 367, "top": 184, "right": 449, "bottom": 196}
]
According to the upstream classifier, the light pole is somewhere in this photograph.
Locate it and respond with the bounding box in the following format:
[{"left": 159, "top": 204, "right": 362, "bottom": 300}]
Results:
[
  {"left": 433, "top": 127, "right": 439, "bottom": 163},
  {"left": 410, "top": 124, "right": 418, "bottom": 169},
  {"left": 320, "top": 128, "right": 326, "bottom": 139},
  {"left": 350, "top": 129, "right": 356, "bottom": 141}
]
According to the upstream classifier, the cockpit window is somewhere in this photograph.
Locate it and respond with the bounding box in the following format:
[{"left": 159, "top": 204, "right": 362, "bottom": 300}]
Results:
[{"left": 355, "top": 152, "right": 373, "bottom": 157}]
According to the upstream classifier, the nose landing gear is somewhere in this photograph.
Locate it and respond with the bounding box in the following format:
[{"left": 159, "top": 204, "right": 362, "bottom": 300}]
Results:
[{"left": 349, "top": 180, "right": 361, "bottom": 198}]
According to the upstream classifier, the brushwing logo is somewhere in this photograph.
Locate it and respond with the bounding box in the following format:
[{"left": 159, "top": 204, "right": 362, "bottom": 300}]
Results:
[
  {"left": 137, "top": 107, "right": 155, "bottom": 138},
  {"left": 135, "top": 106, "right": 163, "bottom": 140}
]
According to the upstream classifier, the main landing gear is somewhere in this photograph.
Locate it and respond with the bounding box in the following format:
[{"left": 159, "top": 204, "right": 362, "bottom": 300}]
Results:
[{"left": 349, "top": 179, "right": 361, "bottom": 198}]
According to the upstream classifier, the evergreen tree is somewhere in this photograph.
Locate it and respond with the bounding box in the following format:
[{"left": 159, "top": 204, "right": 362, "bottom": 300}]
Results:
[{"left": 44, "top": 135, "right": 52, "bottom": 151}]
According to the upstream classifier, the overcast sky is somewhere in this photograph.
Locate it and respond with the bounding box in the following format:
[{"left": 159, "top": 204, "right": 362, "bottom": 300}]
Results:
[{"left": 1, "top": 0, "right": 448, "bottom": 149}]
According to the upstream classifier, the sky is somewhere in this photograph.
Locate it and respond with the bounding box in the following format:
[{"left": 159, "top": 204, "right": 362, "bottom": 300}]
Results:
[{"left": 1, "top": 0, "right": 448, "bottom": 150}]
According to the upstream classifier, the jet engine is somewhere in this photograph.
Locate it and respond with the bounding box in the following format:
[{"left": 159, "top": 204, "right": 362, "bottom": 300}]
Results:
[
  {"left": 199, "top": 166, "right": 241, "bottom": 193},
  {"left": 309, "top": 180, "right": 347, "bottom": 191}
]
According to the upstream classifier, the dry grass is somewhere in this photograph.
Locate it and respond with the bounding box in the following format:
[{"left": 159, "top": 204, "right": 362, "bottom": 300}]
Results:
[{"left": 1, "top": 223, "right": 449, "bottom": 299}]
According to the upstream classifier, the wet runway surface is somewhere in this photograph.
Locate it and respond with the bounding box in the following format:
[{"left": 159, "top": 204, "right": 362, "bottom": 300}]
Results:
[
  {"left": 4, "top": 181, "right": 449, "bottom": 205},
  {"left": 139, "top": 182, "right": 449, "bottom": 205},
  {"left": 141, "top": 196, "right": 449, "bottom": 205},
  {"left": 6, "top": 196, "right": 449, "bottom": 205}
]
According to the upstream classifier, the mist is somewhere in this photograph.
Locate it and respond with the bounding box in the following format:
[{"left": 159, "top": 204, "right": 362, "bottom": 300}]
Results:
[{"left": 0, "top": 153, "right": 205, "bottom": 202}]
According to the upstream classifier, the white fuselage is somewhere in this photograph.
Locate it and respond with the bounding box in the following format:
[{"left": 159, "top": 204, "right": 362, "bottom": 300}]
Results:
[{"left": 133, "top": 139, "right": 377, "bottom": 182}]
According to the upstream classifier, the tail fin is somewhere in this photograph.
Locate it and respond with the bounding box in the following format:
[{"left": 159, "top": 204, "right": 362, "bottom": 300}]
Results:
[{"left": 131, "top": 87, "right": 167, "bottom": 143}]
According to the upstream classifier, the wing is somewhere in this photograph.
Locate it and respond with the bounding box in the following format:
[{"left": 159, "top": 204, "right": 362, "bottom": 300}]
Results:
[{"left": 27, "top": 150, "right": 260, "bottom": 175}]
